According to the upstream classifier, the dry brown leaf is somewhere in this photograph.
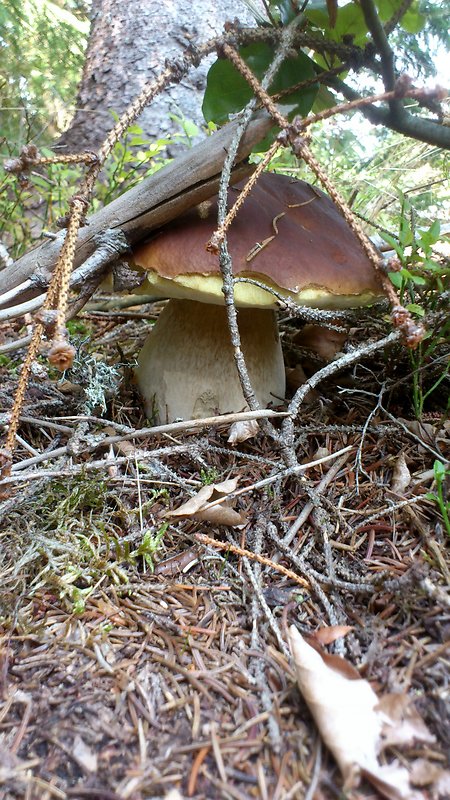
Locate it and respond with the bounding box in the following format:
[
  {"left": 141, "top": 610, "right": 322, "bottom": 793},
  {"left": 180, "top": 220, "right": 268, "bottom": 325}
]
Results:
[
  {"left": 312, "top": 625, "right": 354, "bottom": 646},
  {"left": 227, "top": 419, "right": 259, "bottom": 444},
  {"left": 377, "top": 693, "right": 435, "bottom": 749},
  {"left": 390, "top": 453, "right": 411, "bottom": 494},
  {"left": 288, "top": 626, "right": 434, "bottom": 800},
  {"left": 411, "top": 758, "right": 450, "bottom": 795},
  {"left": 397, "top": 418, "right": 449, "bottom": 451},
  {"left": 168, "top": 477, "right": 247, "bottom": 528}
]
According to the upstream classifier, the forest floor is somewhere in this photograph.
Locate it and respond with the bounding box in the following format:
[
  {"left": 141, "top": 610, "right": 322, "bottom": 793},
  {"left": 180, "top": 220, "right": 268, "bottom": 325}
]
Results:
[{"left": 0, "top": 305, "right": 449, "bottom": 800}]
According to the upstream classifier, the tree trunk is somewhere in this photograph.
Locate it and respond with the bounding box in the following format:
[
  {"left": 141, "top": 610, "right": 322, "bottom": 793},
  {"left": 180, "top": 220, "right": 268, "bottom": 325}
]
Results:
[{"left": 59, "top": 0, "right": 253, "bottom": 152}]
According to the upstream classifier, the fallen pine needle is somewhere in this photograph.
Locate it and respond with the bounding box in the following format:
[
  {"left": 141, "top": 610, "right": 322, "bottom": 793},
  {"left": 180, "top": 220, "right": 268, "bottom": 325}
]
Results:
[{"left": 188, "top": 746, "right": 210, "bottom": 797}]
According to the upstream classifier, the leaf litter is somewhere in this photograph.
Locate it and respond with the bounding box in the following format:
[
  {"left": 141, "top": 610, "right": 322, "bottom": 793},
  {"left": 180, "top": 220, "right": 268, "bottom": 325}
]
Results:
[
  {"left": 288, "top": 626, "right": 448, "bottom": 800},
  {"left": 0, "top": 309, "right": 449, "bottom": 799}
]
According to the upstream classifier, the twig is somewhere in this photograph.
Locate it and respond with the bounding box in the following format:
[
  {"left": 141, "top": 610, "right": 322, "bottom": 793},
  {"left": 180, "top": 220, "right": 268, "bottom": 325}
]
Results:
[
  {"left": 360, "top": 0, "right": 397, "bottom": 92},
  {"left": 2, "top": 409, "right": 287, "bottom": 476},
  {"left": 303, "top": 738, "right": 322, "bottom": 800},
  {"left": 195, "top": 533, "right": 310, "bottom": 591},
  {"left": 355, "top": 386, "right": 385, "bottom": 491},
  {"left": 0, "top": 230, "right": 129, "bottom": 324},
  {"left": 352, "top": 495, "right": 433, "bottom": 533},
  {"left": 192, "top": 445, "right": 353, "bottom": 515},
  {"left": 0, "top": 446, "right": 197, "bottom": 488},
  {"left": 282, "top": 452, "right": 351, "bottom": 546},
  {"left": 298, "top": 84, "right": 445, "bottom": 131},
  {"left": 281, "top": 330, "right": 401, "bottom": 448},
  {"left": 215, "top": 15, "right": 304, "bottom": 446},
  {"left": 238, "top": 533, "right": 290, "bottom": 660},
  {"left": 381, "top": 405, "right": 446, "bottom": 461},
  {"left": 327, "top": 76, "right": 449, "bottom": 148},
  {"left": 268, "top": 525, "right": 377, "bottom": 594},
  {"left": 268, "top": 523, "right": 342, "bottom": 627}
]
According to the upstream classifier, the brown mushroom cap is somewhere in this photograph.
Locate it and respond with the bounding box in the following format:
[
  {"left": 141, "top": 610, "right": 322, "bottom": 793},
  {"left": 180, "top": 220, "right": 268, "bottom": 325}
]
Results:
[{"left": 131, "top": 173, "right": 385, "bottom": 309}]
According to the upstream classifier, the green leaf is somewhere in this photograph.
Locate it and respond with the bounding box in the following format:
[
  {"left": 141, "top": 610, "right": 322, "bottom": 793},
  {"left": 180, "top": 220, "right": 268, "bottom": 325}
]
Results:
[
  {"left": 381, "top": 231, "right": 404, "bottom": 258},
  {"left": 269, "top": 0, "right": 298, "bottom": 25},
  {"left": 388, "top": 271, "right": 403, "bottom": 288},
  {"left": 334, "top": 3, "right": 369, "bottom": 40},
  {"left": 306, "top": 8, "right": 333, "bottom": 30},
  {"left": 401, "top": 268, "right": 427, "bottom": 285},
  {"left": 433, "top": 460, "right": 447, "bottom": 481},
  {"left": 410, "top": 275, "right": 427, "bottom": 285},
  {"left": 307, "top": 3, "right": 369, "bottom": 44},
  {"left": 428, "top": 219, "right": 441, "bottom": 240},
  {"left": 312, "top": 83, "right": 337, "bottom": 112},
  {"left": 406, "top": 303, "right": 425, "bottom": 317},
  {"left": 375, "top": 0, "right": 425, "bottom": 34},
  {"left": 423, "top": 258, "right": 448, "bottom": 273},
  {"left": 203, "top": 43, "right": 318, "bottom": 126}
]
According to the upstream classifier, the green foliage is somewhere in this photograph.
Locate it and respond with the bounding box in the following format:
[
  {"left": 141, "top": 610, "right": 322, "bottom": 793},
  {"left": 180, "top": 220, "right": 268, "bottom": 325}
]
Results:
[
  {"left": 0, "top": 0, "right": 89, "bottom": 149},
  {"left": 306, "top": 2, "right": 369, "bottom": 46},
  {"left": 0, "top": 122, "right": 175, "bottom": 257},
  {"left": 112, "top": 522, "right": 169, "bottom": 572},
  {"left": 381, "top": 193, "right": 449, "bottom": 417},
  {"left": 203, "top": 43, "right": 318, "bottom": 126},
  {"left": 203, "top": 0, "right": 439, "bottom": 151},
  {"left": 20, "top": 476, "right": 170, "bottom": 612},
  {"left": 426, "top": 461, "right": 450, "bottom": 536},
  {"left": 91, "top": 118, "right": 173, "bottom": 210},
  {"left": 375, "top": 0, "right": 425, "bottom": 34},
  {"left": 200, "top": 467, "right": 220, "bottom": 485}
]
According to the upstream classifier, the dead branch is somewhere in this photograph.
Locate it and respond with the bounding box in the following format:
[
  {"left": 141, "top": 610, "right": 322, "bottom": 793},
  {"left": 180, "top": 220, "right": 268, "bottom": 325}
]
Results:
[{"left": 0, "top": 112, "right": 273, "bottom": 302}]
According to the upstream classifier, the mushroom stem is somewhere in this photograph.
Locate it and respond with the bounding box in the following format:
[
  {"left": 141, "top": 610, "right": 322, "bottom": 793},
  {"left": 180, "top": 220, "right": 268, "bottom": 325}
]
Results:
[{"left": 135, "top": 299, "right": 286, "bottom": 422}]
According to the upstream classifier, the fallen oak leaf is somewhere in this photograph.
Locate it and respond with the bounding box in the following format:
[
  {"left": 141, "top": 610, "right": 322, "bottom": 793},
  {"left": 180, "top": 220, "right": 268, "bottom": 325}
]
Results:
[
  {"left": 168, "top": 477, "right": 247, "bottom": 528},
  {"left": 288, "top": 626, "right": 433, "bottom": 800}
]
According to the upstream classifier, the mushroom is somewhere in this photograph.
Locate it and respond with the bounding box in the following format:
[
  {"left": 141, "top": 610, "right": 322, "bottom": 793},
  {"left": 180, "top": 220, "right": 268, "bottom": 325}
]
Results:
[{"left": 130, "top": 173, "right": 384, "bottom": 422}]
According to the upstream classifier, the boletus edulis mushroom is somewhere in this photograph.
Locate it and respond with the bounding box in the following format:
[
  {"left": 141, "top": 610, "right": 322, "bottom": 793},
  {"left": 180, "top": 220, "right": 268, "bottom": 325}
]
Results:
[{"left": 130, "top": 173, "right": 384, "bottom": 422}]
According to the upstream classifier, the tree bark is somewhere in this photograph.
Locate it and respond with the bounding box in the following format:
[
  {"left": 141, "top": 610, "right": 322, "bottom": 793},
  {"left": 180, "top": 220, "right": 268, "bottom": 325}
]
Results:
[{"left": 59, "top": 0, "right": 254, "bottom": 152}]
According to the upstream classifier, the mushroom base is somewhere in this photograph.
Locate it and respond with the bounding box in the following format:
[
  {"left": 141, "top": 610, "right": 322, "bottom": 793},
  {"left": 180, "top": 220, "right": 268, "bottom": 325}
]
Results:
[{"left": 135, "top": 299, "right": 286, "bottom": 422}]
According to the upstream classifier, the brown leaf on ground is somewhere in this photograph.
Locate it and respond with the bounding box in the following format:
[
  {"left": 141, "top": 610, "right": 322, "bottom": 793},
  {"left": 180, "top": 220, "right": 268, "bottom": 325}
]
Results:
[
  {"left": 377, "top": 693, "right": 435, "bottom": 749},
  {"left": 168, "top": 477, "right": 247, "bottom": 528},
  {"left": 312, "top": 624, "right": 354, "bottom": 646},
  {"left": 390, "top": 452, "right": 411, "bottom": 494},
  {"left": 288, "top": 626, "right": 436, "bottom": 800},
  {"left": 411, "top": 758, "right": 450, "bottom": 796},
  {"left": 227, "top": 419, "right": 259, "bottom": 444}
]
